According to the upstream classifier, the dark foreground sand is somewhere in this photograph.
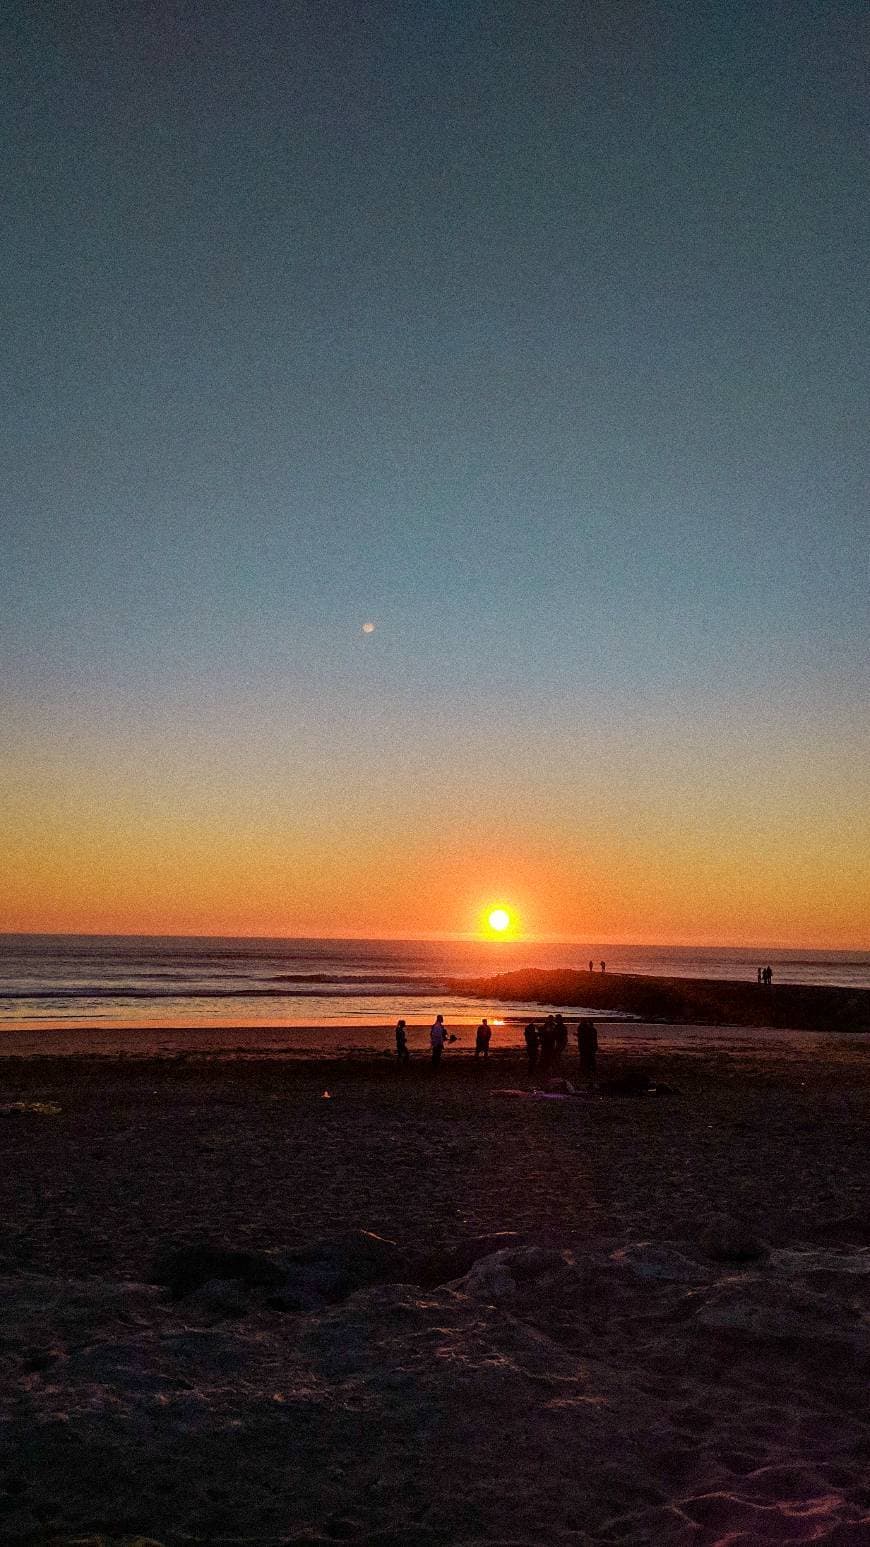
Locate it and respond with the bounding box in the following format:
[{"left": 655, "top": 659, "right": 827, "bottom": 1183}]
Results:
[{"left": 2, "top": 1027, "right": 870, "bottom": 1545}]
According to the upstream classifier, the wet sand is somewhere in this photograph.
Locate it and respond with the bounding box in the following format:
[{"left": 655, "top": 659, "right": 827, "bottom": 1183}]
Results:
[{"left": 1, "top": 1027, "right": 870, "bottom": 1544}]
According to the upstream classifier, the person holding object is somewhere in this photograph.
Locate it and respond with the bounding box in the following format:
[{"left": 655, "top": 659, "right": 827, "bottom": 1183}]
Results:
[
  {"left": 475, "top": 1018, "right": 492, "bottom": 1060},
  {"left": 430, "top": 1014, "right": 446, "bottom": 1067}
]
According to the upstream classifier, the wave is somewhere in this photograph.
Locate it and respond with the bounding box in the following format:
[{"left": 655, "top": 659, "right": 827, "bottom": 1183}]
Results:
[
  {"left": 0, "top": 986, "right": 438, "bottom": 1002},
  {"left": 267, "top": 972, "right": 438, "bottom": 985}
]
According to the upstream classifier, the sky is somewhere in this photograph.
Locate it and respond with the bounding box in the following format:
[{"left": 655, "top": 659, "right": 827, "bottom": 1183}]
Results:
[{"left": 2, "top": 0, "right": 868, "bottom": 946}]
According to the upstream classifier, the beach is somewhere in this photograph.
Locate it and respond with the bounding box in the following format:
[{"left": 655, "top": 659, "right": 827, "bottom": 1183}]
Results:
[{"left": 2, "top": 1023, "right": 870, "bottom": 1544}]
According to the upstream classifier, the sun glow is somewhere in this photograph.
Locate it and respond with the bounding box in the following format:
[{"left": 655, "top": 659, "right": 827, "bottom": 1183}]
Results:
[{"left": 480, "top": 905, "right": 519, "bottom": 939}]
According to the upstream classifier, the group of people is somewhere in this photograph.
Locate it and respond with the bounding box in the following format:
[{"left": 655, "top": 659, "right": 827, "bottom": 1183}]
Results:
[
  {"left": 523, "top": 1014, "right": 598, "bottom": 1079},
  {"left": 757, "top": 965, "right": 774, "bottom": 985},
  {"left": 393, "top": 1012, "right": 599, "bottom": 1078},
  {"left": 393, "top": 1014, "right": 459, "bottom": 1067}
]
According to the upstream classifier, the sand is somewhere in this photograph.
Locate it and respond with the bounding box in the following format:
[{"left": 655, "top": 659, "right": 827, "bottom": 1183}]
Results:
[{"left": 1, "top": 1025, "right": 870, "bottom": 1545}]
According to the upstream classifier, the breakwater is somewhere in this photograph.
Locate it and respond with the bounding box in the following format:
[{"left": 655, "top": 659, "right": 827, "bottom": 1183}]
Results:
[{"left": 447, "top": 968, "right": 870, "bottom": 1033}]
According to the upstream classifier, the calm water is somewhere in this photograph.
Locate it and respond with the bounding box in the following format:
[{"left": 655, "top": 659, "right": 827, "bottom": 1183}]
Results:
[{"left": 1, "top": 935, "right": 868, "bottom": 1035}]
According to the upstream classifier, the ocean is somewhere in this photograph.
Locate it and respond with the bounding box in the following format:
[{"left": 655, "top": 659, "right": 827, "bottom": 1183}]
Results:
[{"left": 2, "top": 935, "right": 869, "bottom": 1037}]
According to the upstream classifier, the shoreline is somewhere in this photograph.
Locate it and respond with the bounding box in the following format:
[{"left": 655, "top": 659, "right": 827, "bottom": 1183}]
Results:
[{"left": 1, "top": 1015, "right": 868, "bottom": 1061}]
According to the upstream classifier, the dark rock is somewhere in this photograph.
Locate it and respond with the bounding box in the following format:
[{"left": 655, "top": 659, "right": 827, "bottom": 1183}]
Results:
[
  {"left": 266, "top": 1266, "right": 355, "bottom": 1314},
  {"left": 279, "top": 1229, "right": 407, "bottom": 1284},
  {"left": 148, "top": 1244, "right": 285, "bottom": 1300},
  {"left": 700, "top": 1216, "right": 768, "bottom": 1263},
  {"left": 267, "top": 1230, "right": 410, "bottom": 1312},
  {"left": 458, "top": 1245, "right": 569, "bottom": 1300},
  {"left": 416, "top": 1231, "right": 528, "bottom": 1287},
  {"left": 187, "top": 1278, "right": 251, "bottom": 1317},
  {"left": 610, "top": 1243, "right": 712, "bottom": 1281}
]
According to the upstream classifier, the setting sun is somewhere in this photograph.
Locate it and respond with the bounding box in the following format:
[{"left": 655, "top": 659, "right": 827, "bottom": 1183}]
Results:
[{"left": 488, "top": 908, "right": 510, "bottom": 933}]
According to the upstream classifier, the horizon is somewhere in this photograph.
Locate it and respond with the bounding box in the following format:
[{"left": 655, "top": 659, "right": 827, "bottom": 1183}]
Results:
[{"left": 3, "top": 929, "right": 869, "bottom": 955}]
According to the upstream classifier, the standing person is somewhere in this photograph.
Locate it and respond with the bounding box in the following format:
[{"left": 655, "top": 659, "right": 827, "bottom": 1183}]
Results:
[
  {"left": 765, "top": 965, "right": 773, "bottom": 985},
  {"left": 757, "top": 967, "right": 763, "bottom": 983},
  {"left": 523, "top": 1021, "right": 539, "bottom": 1072},
  {"left": 394, "top": 1019, "right": 409, "bottom": 1065},
  {"left": 588, "top": 960, "right": 594, "bottom": 973},
  {"left": 539, "top": 1016, "right": 556, "bottom": 1077},
  {"left": 554, "top": 1014, "right": 568, "bottom": 1058},
  {"left": 600, "top": 960, "right": 606, "bottom": 973},
  {"left": 430, "top": 1014, "right": 446, "bottom": 1068},
  {"left": 576, "top": 1018, "right": 598, "bottom": 1083},
  {"left": 474, "top": 1018, "right": 492, "bottom": 1060}
]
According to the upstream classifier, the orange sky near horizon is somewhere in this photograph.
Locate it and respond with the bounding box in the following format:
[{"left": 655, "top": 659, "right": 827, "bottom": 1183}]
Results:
[{"left": 3, "top": 722, "right": 868, "bottom": 948}]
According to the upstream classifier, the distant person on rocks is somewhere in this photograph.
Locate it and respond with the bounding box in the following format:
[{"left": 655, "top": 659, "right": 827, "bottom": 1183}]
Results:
[
  {"left": 576, "top": 1018, "right": 598, "bottom": 1082},
  {"left": 475, "top": 1018, "right": 492, "bottom": 1060},
  {"left": 524, "top": 1021, "right": 539, "bottom": 1072},
  {"left": 395, "top": 1019, "right": 410, "bottom": 1065},
  {"left": 539, "top": 1016, "right": 557, "bottom": 1077},
  {"left": 430, "top": 1014, "right": 446, "bottom": 1067}
]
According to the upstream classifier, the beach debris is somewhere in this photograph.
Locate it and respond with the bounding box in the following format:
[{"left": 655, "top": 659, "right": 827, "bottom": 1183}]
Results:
[
  {"left": 491, "top": 1087, "right": 580, "bottom": 1100},
  {"left": 0, "top": 1100, "right": 61, "bottom": 1115}
]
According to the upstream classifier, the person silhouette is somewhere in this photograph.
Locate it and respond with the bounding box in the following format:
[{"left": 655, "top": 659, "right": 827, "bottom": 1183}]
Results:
[
  {"left": 576, "top": 1018, "right": 598, "bottom": 1082},
  {"left": 539, "top": 1016, "right": 557, "bottom": 1077},
  {"left": 474, "top": 1018, "right": 492, "bottom": 1060},
  {"left": 600, "top": 960, "right": 606, "bottom": 973},
  {"left": 430, "top": 1014, "right": 446, "bottom": 1067},
  {"left": 395, "top": 1019, "right": 409, "bottom": 1064},
  {"left": 523, "top": 1021, "right": 539, "bottom": 1072}
]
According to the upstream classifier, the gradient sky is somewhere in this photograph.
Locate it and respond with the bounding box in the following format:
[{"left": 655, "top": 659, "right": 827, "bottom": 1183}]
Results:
[{"left": 2, "top": 0, "right": 868, "bottom": 945}]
